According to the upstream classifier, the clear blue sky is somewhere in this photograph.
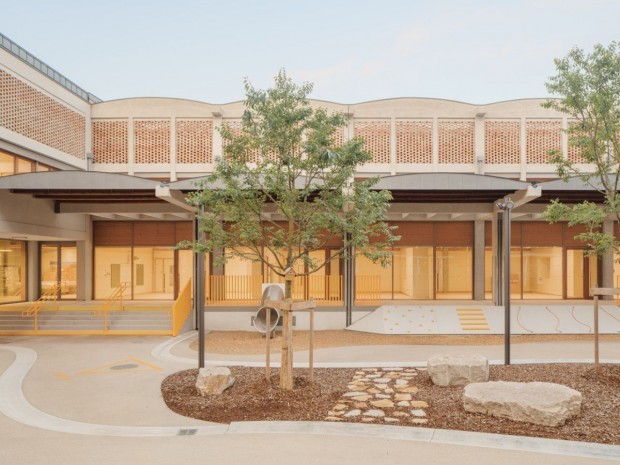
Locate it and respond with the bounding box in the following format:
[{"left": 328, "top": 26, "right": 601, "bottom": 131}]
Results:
[{"left": 1, "top": 0, "right": 617, "bottom": 104}]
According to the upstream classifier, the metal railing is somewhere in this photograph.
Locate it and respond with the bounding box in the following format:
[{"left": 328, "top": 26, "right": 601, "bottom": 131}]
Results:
[
  {"left": 22, "top": 284, "right": 61, "bottom": 317},
  {"left": 0, "top": 32, "right": 101, "bottom": 103}
]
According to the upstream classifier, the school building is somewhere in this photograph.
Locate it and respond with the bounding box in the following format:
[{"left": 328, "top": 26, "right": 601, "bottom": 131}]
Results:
[{"left": 0, "top": 33, "right": 615, "bottom": 334}]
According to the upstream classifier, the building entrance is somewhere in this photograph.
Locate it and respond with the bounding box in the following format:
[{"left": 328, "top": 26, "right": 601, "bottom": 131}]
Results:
[{"left": 40, "top": 242, "right": 77, "bottom": 300}]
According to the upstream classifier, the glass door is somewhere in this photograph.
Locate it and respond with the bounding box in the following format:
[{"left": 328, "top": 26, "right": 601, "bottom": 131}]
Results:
[{"left": 40, "top": 243, "right": 77, "bottom": 300}]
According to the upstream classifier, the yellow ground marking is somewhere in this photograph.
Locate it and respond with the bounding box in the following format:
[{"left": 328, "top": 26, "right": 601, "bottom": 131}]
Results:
[
  {"left": 78, "top": 358, "right": 162, "bottom": 375},
  {"left": 53, "top": 371, "right": 71, "bottom": 381},
  {"left": 456, "top": 308, "right": 490, "bottom": 331}
]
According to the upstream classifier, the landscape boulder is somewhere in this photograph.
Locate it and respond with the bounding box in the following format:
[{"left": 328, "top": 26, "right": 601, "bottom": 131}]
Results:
[
  {"left": 195, "top": 367, "right": 235, "bottom": 396},
  {"left": 427, "top": 354, "right": 489, "bottom": 386},
  {"left": 463, "top": 381, "right": 582, "bottom": 427}
]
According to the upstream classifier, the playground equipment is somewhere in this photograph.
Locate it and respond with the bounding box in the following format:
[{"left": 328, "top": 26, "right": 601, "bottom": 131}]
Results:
[{"left": 252, "top": 284, "right": 284, "bottom": 335}]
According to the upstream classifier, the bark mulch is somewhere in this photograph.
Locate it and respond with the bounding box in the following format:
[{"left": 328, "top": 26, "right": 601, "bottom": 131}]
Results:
[{"left": 162, "top": 363, "right": 620, "bottom": 445}]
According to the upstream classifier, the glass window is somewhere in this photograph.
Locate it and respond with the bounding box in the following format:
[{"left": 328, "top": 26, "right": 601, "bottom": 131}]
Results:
[
  {"left": 436, "top": 247, "right": 472, "bottom": 299},
  {"left": 133, "top": 247, "right": 174, "bottom": 299},
  {"left": 393, "top": 247, "right": 434, "bottom": 299},
  {"left": 522, "top": 247, "right": 562, "bottom": 299},
  {"left": 0, "top": 152, "right": 14, "bottom": 177},
  {"left": 355, "top": 253, "right": 392, "bottom": 300},
  {"left": 16, "top": 157, "right": 33, "bottom": 173},
  {"left": 94, "top": 247, "right": 132, "bottom": 299},
  {"left": 0, "top": 240, "right": 26, "bottom": 303}
]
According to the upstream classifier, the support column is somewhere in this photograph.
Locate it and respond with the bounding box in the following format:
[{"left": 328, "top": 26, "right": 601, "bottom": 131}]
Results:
[
  {"left": 193, "top": 209, "right": 206, "bottom": 368},
  {"left": 76, "top": 217, "right": 93, "bottom": 300},
  {"left": 473, "top": 220, "right": 485, "bottom": 300},
  {"left": 492, "top": 211, "right": 503, "bottom": 305},
  {"left": 344, "top": 233, "right": 354, "bottom": 327},
  {"left": 602, "top": 219, "right": 614, "bottom": 300},
  {"left": 27, "top": 241, "right": 39, "bottom": 301}
]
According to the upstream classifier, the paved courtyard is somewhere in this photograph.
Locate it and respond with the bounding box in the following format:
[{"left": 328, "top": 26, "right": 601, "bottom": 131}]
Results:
[{"left": 0, "top": 333, "right": 619, "bottom": 464}]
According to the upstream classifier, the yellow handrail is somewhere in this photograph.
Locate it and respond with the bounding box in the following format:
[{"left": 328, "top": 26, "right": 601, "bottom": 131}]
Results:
[
  {"left": 100, "top": 282, "right": 129, "bottom": 315},
  {"left": 22, "top": 283, "right": 61, "bottom": 317},
  {"left": 172, "top": 279, "right": 192, "bottom": 336}
]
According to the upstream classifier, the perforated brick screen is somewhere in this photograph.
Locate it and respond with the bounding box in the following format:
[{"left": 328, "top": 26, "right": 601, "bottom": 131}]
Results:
[
  {"left": 396, "top": 120, "right": 432, "bottom": 163},
  {"left": 526, "top": 120, "right": 561, "bottom": 164},
  {"left": 567, "top": 120, "right": 584, "bottom": 162},
  {"left": 438, "top": 120, "right": 475, "bottom": 164},
  {"left": 354, "top": 120, "right": 391, "bottom": 163},
  {"left": 484, "top": 120, "right": 520, "bottom": 164},
  {"left": 0, "top": 69, "right": 85, "bottom": 159},
  {"left": 176, "top": 119, "right": 213, "bottom": 163},
  {"left": 134, "top": 120, "right": 170, "bottom": 164},
  {"left": 92, "top": 120, "right": 128, "bottom": 163}
]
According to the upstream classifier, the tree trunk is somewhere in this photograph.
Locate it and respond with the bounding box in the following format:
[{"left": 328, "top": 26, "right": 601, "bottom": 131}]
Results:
[{"left": 279, "top": 279, "right": 294, "bottom": 390}]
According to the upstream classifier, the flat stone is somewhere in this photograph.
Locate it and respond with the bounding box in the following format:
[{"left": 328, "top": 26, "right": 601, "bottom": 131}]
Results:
[
  {"left": 401, "top": 372, "right": 417, "bottom": 377},
  {"left": 333, "top": 404, "right": 347, "bottom": 410},
  {"left": 427, "top": 354, "right": 489, "bottom": 386},
  {"left": 325, "top": 417, "right": 342, "bottom": 421},
  {"left": 411, "top": 409, "right": 427, "bottom": 417},
  {"left": 463, "top": 381, "right": 582, "bottom": 427},
  {"left": 411, "top": 418, "right": 428, "bottom": 424},
  {"left": 371, "top": 399, "right": 394, "bottom": 408},
  {"left": 343, "top": 409, "right": 362, "bottom": 418},
  {"left": 374, "top": 378, "right": 391, "bottom": 383},
  {"left": 363, "top": 409, "right": 385, "bottom": 417},
  {"left": 384, "top": 388, "right": 394, "bottom": 394},
  {"left": 393, "top": 411, "right": 410, "bottom": 417},
  {"left": 383, "top": 367, "right": 403, "bottom": 371},
  {"left": 343, "top": 392, "right": 364, "bottom": 397},
  {"left": 367, "top": 374, "right": 380, "bottom": 378},
  {"left": 346, "top": 386, "right": 367, "bottom": 392},
  {"left": 395, "top": 386, "right": 418, "bottom": 394},
  {"left": 195, "top": 367, "right": 235, "bottom": 396},
  {"left": 362, "top": 418, "right": 375, "bottom": 422},
  {"left": 374, "top": 384, "right": 389, "bottom": 390},
  {"left": 353, "top": 402, "right": 368, "bottom": 409},
  {"left": 352, "top": 395, "right": 371, "bottom": 402},
  {"left": 394, "top": 393, "right": 412, "bottom": 401},
  {"left": 410, "top": 401, "right": 429, "bottom": 408},
  {"left": 327, "top": 410, "right": 344, "bottom": 416},
  {"left": 395, "top": 379, "right": 409, "bottom": 386},
  {"left": 396, "top": 401, "right": 411, "bottom": 407},
  {"left": 384, "top": 417, "right": 399, "bottom": 423},
  {"left": 375, "top": 394, "right": 391, "bottom": 399},
  {"left": 367, "top": 388, "right": 381, "bottom": 394}
]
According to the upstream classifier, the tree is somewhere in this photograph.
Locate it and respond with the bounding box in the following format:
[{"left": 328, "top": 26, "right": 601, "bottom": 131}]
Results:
[
  {"left": 544, "top": 42, "right": 620, "bottom": 257},
  {"left": 185, "top": 70, "right": 397, "bottom": 389}
]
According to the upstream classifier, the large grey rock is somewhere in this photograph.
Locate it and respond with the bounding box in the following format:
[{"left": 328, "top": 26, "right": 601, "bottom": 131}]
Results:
[
  {"left": 427, "top": 354, "right": 489, "bottom": 386},
  {"left": 195, "top": 367, "right": 235, "bottom": 396},
  {"left": 463, "top": 381, "right": 582, "bottom": 427}
]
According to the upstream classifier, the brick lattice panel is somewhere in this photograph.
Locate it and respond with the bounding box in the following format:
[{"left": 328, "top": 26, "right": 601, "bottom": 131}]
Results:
[
  {"left": 0, "top": 69, "right": 85, "bottom": 159},
  {"left": 526, "top": 120, "right": 562, "bottom": 164},
  {"left": 396, "top": 120, "right": 432, "bottom": 163},
  {"left": 484, "top": 120, "right": 520, "bottom": 164},
  {"left": 134, "top": 120, "right": 170, "bottom": 164},
  {"left": 354, "top": 120, "right": 391, "bottom": 163},
  {"left": 567, "top": 120, "right": 584, "bottom": 162},
  {"left": 223, "top": 120, "right": 261, "bottom": 162},
  {"left": 92, "top": 120, "right": 128, "bottom": 163},
  {"left": 331, "top": 127, "right": 345, "bottom": 147},
  {"left": 176, "top": 119, "right": 213, "bottom": 163},
  {"left": 438, "top": 120, "right": 475, "bottom": 164}
]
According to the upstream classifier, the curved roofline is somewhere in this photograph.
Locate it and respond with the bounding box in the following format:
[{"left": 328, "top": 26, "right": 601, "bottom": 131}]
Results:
[
  {"left": 93, "top": 95, "right": 556, "bottom": 108},
  {"left": 0, "top": 171, "right": 159, "bottom": 190}
]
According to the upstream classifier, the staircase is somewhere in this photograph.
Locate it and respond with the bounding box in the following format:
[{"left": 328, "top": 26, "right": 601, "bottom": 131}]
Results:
[{"left": 0, "top": 307, "right": 173, "bottom": 334}]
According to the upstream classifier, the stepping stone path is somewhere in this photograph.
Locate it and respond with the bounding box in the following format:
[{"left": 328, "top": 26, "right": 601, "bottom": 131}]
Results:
[{"left": 326, "top": 367, "right": 429, "bottom": 425}]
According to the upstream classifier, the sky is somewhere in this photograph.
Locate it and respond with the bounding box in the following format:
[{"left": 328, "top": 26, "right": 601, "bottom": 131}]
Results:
[{"left": 1, "top": 0, "right": 617, "bottom": 104}]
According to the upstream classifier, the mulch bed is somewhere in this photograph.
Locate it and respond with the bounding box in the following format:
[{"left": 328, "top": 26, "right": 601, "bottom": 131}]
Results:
[{"left": 161, "top": 364, "right": 620, "bottom": 445}]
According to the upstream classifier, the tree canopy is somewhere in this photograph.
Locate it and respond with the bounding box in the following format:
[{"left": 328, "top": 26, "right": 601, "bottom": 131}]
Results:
[
  {"left": 544, "top": 42, "right": 620, "bottom": 255},
  {"left": 186, "top": 70, "right": 397, "bottom": 279}
]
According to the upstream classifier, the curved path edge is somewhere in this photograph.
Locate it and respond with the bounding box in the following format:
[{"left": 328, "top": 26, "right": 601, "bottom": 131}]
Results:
[{"left": 1, "top": 343, "right": 619, "bottom": 460}]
